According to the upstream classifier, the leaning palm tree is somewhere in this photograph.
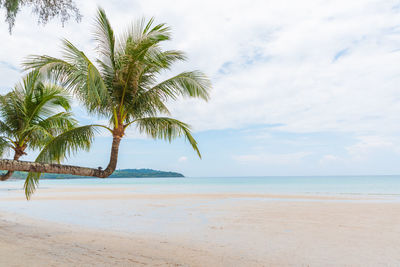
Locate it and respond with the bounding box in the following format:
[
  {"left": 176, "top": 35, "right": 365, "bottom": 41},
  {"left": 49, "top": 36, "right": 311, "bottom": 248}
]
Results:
[
  {"left": 19, "top": 8, "right": 210, "bottom": 180},
  {"left": 0, "top": 8, "right": 210, "bottom": 193},
  {"left": 0, "top": 70, "right": 94, "bottom": 189}
]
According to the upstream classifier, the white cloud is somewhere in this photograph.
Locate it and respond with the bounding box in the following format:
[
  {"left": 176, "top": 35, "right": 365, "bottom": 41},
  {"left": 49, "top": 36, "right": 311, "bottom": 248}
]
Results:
[
  {"left": 3, "top": 1, "right": 400, "bottom": 175},
  {"left": 346, "top": 135, "right": 395, "bottom": 160},
  {"left": 233, "top": 151, "right": 311, "bottom": 165},
  {"left": 1, "top": 0, "right": 400, "bottom": 138},
  {"left": 163, "top": 0, "right": 400, "bottom": 136},
  {"left": 319, "top": 154, "right": 340, "bottom": 164},
  {"left": 0, "top": 62, "right": 20, "bottom": 94},
  {"left": 178, "top": 156, "right": 187, "bottom": 163}
]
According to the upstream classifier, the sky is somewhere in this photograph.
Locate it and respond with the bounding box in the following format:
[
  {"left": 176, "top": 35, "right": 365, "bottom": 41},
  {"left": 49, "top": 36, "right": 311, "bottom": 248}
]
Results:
[{"left": 1, "top": 0, "right": 400, "bottom": 177}]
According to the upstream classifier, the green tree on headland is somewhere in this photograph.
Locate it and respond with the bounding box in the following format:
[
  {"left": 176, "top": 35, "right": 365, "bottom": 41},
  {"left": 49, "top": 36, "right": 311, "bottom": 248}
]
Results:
[{"left": 0, "top": 8, "right": 211, "bottom": 197}]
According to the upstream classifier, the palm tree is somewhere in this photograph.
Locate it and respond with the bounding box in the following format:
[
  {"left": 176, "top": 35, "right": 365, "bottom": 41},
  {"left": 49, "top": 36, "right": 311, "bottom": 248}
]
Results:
[
  {"left": 0, "top": 70, "right": 94, "bottom": 185},
  {"left": 0, "top": 8, "right": 210, "bottom": 182}
]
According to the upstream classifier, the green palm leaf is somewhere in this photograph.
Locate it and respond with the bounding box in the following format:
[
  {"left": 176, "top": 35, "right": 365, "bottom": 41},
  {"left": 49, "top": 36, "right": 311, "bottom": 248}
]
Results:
[
  {"left": 35, "top": 125, "right": 97, "bottom": 163},
  {"left": 94, "top": 7, "right": 116, "bottom": 70},
  {"left": 21, "top": 8, "right": 212, "bottom": 183},
  {"left": 24, "top": 172, "right": 41, "bottom": 200},
  {"left": 134, "top": 117, "right": 201, "bottom": 158},
  {"left": 24, "top": 125, "right": 97, "bottom": 199},
  {"left": 0, "top": 70, "right": 94, "bottom": 191},
  {"left": 0, "top": 136, "right": 11, "bottom": 157},
  {"left": 149, "top": 71, "right": 211, "bottom": 101}
]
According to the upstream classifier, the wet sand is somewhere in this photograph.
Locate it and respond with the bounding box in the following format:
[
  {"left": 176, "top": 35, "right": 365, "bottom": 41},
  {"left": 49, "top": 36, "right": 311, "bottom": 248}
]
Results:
[{"left": 1, "top": 189, "right": 400, "bottom": 266}]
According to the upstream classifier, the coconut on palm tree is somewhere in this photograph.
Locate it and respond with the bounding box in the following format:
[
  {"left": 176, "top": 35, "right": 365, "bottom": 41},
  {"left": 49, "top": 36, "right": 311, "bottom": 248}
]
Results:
[
  {"left": 0, "top": 70, "right": 94, "bottom": 186},
  {"left": 0, "top": 8, "right": 210, "bottom": 189}
]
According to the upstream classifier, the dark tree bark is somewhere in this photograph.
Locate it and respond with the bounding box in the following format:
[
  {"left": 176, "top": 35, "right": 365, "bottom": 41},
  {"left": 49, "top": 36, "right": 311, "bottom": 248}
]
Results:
[
  {"left": 0, "top": 135, "right": 122, "bottom": 179},
  {"left": 97, "top": 135, "right": 121, "bottom": 178},
  {"left": 0, "top": 146, "right": 26, "bottom": 181}
]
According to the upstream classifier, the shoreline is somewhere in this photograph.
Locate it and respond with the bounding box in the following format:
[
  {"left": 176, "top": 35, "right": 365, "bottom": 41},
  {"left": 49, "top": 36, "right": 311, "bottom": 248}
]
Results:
[
  {"left": 1, "top": 190, "right": 400, "bottom": 266},
  {"left": 0, "top": 210, "right": 243, "bottom": 267},
  {"left": 2, "top": 185, "right": 400, "bottom": 201}
]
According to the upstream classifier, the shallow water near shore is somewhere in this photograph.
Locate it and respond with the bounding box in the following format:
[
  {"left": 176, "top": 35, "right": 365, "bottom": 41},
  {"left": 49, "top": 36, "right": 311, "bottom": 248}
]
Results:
[
  {"left": 0, "top": 175, "right": 399, "bottom": 234},
  {"left": 1, "top": 176, "right": 400, "bottom": 266},
  {"left": 2, "top": 175, "right": 400, "bottom": 195}
]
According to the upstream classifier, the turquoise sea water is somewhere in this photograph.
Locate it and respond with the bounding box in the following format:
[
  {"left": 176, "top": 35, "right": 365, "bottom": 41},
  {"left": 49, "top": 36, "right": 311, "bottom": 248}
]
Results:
[
  {"left": 0, "top": 175, "right": 400, "bottom": 235},
  {"left": 2, "top": 175, "right": 400, "bottom": 195}
]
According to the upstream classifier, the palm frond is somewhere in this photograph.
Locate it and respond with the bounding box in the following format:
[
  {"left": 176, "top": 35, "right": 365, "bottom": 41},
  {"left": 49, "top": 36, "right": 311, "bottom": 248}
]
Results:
[
  {"left": 22, "top": 55, "right": 73, "bottom": 80},
  {"left": 0, "top": 136, "right": 11, "bottom": 157},
  {"left": 21, "top": 9, "right": 211, "bottom": 169},
  {"left": 134, "top": 117, "right": 201, "bottom": 158},
  {"left": 38, "top": 112, "right": 77, "bottom": 134},
  {"left": 23, "top": 124, "right": 98, "bottom": 199},
  {"left": 118, "top": 17, "right": 170, "bottom": 49},
  {"left": 94, "top": 7, "right": 116, "bottom": 70},
  {"left": 0, "top": 93, "right": 25, "bottom": 137},
  {"left": 149, "top": 71, "right": 211, "bottom": 101},
  {"left": 35, "top": 125, "right": 97, "bottom": 163},
  {"left": 24, "top": 172, "right": 41, "bottom": 200},
  {"left": 20, "top": 69, "right": 41, "bottom": 96},
  {"left": 20, "top": 124, "right": 53, "bottom": 149},
  {"left": 0, "top": 119, "right": 12, "bottom": 136},
  {"left": 145, "top": 49, "right": 186, "bottom": 71},
  {"left": 24, "top": 85, "right": 72, "bottom": 124},
  {"left": 61, "top": 39, "right": 110, "bottom": 112},
  {"left": 24, "top": 42, "right": 111, "bottom": 117},
  {"left": 127, "top": 89, "right": 171, "bottom": 119},
  {"left": 23, "top": 125, "right": 98, "bottom": 199}
]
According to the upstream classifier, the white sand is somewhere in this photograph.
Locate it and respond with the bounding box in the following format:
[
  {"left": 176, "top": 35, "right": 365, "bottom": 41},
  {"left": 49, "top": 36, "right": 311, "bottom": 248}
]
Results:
[{"left": 1, "top": 188, "right": 400, "bottom": 266}]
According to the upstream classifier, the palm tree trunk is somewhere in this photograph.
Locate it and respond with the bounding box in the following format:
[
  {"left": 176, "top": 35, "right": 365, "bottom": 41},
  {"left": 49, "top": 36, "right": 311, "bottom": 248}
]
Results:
[
  {"left": 98, "top": 135, "right": 121, "bottom": 178},
  {"left": 0, "top": 151, "right": 23, "bottom": 181},
  {"left": 0, "top": 136, "right": 122, "bottom": 179},
  {"left": 0, "top": 170, "right": 14, "bottom": 181}
]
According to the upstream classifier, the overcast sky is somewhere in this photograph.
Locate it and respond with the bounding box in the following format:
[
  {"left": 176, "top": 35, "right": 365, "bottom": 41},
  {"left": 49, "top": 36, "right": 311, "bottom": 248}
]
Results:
[{"left": 1, "top": 0, "right": 400, "bottom": 176}]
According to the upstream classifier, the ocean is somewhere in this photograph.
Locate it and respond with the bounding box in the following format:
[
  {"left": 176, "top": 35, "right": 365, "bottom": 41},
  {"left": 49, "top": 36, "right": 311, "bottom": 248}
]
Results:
[
  {"left": 2, "top": 175, "right": 400, "bottom": 195},
  {"left": 0, "top": 176, "right": 399, "bottom": 235}
]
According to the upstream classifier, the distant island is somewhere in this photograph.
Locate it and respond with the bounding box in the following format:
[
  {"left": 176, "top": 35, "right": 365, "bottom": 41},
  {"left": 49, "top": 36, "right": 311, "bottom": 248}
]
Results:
[{"left": 1, "top": 169, "right": 184, "bottom": 180}]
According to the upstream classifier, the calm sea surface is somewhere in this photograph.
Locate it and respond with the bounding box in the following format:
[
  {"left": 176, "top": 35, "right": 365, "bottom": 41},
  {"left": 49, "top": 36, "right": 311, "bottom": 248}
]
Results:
[
  {"left": 2, "top": 175, "right": 400, "bottom": 195},
  {"left": 1, "top": 176, "right": 400, "bottom": 234}
]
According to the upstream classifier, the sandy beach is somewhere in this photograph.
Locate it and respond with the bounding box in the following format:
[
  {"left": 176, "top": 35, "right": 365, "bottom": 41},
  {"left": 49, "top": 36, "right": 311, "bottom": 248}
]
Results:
[
  {"left": 1, "top": 184, "right": 400, "bottom": 266},
  {"left": 1, "top": 0, "right": 400, "bottom": 265}
]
